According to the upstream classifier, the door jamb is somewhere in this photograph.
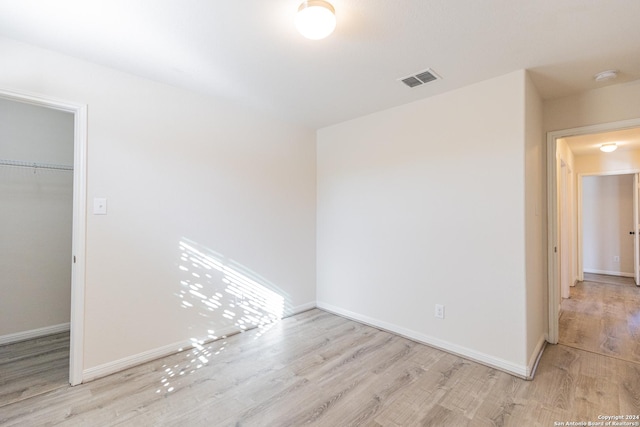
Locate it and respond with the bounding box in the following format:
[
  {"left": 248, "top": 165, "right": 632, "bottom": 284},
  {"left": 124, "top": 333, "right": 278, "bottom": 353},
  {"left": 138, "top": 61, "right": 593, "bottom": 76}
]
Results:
[
  {"left": 547, "top": 117, "right": 640, "bottom": 344},
  {"left": 0, "top": 87, "right": 87, "bottom": 385}
]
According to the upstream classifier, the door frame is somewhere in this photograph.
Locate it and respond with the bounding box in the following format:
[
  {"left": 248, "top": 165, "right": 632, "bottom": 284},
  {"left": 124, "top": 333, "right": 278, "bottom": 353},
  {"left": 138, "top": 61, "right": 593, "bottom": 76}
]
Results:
[
  {"left": 635, "top": 174, "right": 640, "bottom": 286},
  {"left": 0, "top": 87, "right": 87, "bottom": 385},
  {"left": 559, "top": 160, "right": 572, "bottom": 299},
  {"left": 547, "top": 117, "right": 640, "bottom": 344}
]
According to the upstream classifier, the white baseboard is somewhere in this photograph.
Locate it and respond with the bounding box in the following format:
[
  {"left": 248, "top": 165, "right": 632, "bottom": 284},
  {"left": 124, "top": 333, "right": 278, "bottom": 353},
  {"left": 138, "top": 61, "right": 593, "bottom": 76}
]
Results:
[
  {"left": 83, "top": 301, "right": 317, "bottom": 383},
  {"left": 287, "top": 301, "right": 316, "bottom": 315},
  {"left": 317, "top": 301, "right": 531, "bottom": 379},
  {"left": 526, "top": 334, "right": 547, "bottom": 379},
  {"left": 83, "top": 324, "right": 241, "bottom": 382},
  {"left": 583, "top": 269, "right": 633, "bottom": 278},
  {"left": 0, "top": 323, "right": 70, "bottom": 346}
]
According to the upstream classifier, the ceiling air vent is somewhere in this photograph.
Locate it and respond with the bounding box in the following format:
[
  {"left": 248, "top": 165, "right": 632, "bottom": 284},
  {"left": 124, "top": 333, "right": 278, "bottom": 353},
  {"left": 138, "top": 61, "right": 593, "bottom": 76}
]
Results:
[{"left": 399, "top": 68, "right": 440, "bottom": 88}]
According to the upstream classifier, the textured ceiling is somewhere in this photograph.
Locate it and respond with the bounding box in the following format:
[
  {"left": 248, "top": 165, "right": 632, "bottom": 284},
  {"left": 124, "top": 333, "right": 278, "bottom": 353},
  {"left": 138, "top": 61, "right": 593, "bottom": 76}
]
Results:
[{"left": 0, "top": 0, "right": 638, "bottom": 129}]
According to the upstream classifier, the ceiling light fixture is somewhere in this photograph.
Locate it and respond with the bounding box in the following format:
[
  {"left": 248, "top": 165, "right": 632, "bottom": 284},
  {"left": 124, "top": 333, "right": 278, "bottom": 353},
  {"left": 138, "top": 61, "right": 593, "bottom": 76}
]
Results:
[
  {"left": 600, "top": 143, "right": 618, "bottom": 153},
  {"left": 594, "top": 70, "right": 618, "bottom": 82},
  {"left": 295, "top": 0, "right": 336, "bottom": 40}
]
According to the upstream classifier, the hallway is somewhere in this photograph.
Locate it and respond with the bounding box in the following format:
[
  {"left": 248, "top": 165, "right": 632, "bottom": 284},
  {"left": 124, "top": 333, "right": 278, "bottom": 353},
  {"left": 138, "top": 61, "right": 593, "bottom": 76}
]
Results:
[{"left": 559, "top": 273, "right": 640, "bottom": 364}]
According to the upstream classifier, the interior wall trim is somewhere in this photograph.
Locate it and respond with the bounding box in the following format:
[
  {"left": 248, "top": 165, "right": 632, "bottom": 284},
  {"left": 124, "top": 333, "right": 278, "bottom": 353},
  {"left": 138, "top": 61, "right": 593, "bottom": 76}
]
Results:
[
  {"left": 582, "top": 269, "right": 634, "bottom": 278},
  {"left": 82, "top": 302, "right": 316, "bottom": 383},
  {"left": 526, "top": 334, "right": 547, "bottom": 379},
  {"left": 0, "top": 323, "right": 70, "bottom": 346},
  {"left": 317, "top": 301, "right": 539, "bottom": 380},
  {"left": 83, "top": 324, "right": 241, "bottom": 383}
]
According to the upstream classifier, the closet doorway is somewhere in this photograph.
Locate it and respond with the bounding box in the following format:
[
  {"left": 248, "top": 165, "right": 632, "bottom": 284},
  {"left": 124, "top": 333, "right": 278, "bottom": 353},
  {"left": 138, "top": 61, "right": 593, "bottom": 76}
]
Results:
[{"left": 0, "top": 88, "right": 87, "bottom": 386}]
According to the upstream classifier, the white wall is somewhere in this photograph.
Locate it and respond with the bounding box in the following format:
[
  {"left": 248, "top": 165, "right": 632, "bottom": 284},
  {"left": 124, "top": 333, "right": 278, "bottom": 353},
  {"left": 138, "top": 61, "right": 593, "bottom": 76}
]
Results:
[
  {"left": 544, "top": 79, "right": 640, "bottom": 132},
  {"left": 556, "top": 138, "right": 577, "bottom": 296},
  {"left": 0, "top": 37, "right": 317, "bottom": 374},
  {"left": 575, "top": 149, "right": 640, "bottom": 175},
  {"left": 0, "top": 98, "right": 74, "bottom": 337},
  {"left": 574, "top": 149, "right": 640, "bottom": 277},
  {"left": 568, "top": 148, "right": 640, "bottom": 286},
  {"left": 317, "top": 70, "right": 538, "bottom": 374},
  {"left": 556, "top": 139, "right": 575, "bottom": 172},
  {"left": 524, "top": 73, "right": 546, "bottom": 365},
  {"left": 582, "top": 174, "right": 634, "bottom": 275}
]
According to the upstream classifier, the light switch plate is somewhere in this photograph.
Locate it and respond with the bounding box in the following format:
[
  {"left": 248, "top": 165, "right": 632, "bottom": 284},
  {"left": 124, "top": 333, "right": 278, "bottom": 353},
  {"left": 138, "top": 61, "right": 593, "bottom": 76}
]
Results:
[{"left": 93, "top": 197, "right": 107, "bottom": 215}]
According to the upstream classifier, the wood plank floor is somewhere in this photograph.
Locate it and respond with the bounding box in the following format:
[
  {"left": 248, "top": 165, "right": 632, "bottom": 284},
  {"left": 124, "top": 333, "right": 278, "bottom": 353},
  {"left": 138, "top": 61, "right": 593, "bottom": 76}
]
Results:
[
  {"left": 560, "top": 273, "right": 640, "bottom": 364},
  {"left": 0, "top": 332, "right": 69, "bottom": 408},
  {"left": 1, "top": 309, "right": 639, "bottom": 426}
]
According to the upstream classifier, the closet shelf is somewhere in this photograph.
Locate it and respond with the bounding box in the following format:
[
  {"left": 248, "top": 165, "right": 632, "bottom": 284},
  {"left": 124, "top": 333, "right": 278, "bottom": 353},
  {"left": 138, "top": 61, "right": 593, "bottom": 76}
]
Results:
[{"left": 0, "top": 159, "right": 73, "bottom": 171}]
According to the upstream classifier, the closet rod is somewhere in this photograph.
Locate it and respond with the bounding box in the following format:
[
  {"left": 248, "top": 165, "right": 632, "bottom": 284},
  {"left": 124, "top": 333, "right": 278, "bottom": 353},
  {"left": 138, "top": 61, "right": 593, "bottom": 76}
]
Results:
[{"left": 0, "top": 159, "right": 73, "bottom": 171}]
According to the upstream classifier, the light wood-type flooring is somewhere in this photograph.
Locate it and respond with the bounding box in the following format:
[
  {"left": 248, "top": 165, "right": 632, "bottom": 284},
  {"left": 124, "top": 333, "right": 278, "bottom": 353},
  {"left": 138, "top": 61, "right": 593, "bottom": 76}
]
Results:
[
  {"left": 560, "top": 273, "right": 640, "bottom": 364},
  {"left": 1, "top": 309, "right": 639, "bottom": 426},
  {"left": 0, "top": 332, "right": 69, "bottom": 407}
]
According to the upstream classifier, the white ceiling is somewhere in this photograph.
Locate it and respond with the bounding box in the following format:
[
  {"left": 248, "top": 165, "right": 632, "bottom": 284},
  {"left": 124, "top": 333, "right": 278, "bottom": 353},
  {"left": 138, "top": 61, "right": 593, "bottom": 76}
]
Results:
[
  {"left": 0, "top": 0, "right": 638, "bottom": 129},
  {"left": 564, "top": 127, "right": 640, "bottom": 156}
]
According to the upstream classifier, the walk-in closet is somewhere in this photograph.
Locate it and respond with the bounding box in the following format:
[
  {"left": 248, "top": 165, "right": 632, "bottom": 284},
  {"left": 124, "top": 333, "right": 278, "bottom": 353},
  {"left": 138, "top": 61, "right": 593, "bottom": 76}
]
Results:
[{"left": 0, "top": 97, "right": 74, "bottom": 401}]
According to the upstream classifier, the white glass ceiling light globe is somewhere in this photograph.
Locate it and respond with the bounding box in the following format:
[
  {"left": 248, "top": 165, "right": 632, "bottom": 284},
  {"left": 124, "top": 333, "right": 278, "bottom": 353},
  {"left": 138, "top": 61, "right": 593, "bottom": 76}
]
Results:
[
  {"left": 295, "top": 1, "right": 336, "bottom": 40},
  {"left": 600, "top": 143, "right": 618, "bottom": 153}
]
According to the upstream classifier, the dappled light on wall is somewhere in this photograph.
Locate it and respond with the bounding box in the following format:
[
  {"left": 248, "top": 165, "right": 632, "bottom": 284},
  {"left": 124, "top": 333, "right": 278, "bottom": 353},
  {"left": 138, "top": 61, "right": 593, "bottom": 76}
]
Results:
[
  {"left": 176, "top": 239, "right": 286, "bottom": 333},
  {"left": 154, "top": 239, "right": 290, "bottom": 396}
]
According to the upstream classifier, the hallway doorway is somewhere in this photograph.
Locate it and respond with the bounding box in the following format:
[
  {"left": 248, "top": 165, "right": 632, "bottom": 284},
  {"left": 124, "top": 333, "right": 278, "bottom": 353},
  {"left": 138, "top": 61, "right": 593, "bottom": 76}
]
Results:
[{"left": 547, "top": 118, "right": 640, "bottom": 344}]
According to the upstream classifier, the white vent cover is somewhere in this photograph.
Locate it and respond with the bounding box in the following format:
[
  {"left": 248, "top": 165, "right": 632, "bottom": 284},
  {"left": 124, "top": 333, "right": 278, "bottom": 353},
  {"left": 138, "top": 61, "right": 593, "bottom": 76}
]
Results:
[{"left": 399, "top": 68, "right": 441, "bottom": 88}]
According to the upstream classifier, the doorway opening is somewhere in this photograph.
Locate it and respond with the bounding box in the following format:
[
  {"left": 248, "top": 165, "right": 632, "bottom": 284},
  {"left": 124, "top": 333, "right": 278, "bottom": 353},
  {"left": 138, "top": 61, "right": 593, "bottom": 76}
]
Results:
[
  {"left": 0, "top": 87, "right": 87, "bottom": 386},
  {"left": 547, "top": 118, "right": 640, "bottom": 345},
  {"left": 580, "top": 173, "right": 638, "bottom": 282}
]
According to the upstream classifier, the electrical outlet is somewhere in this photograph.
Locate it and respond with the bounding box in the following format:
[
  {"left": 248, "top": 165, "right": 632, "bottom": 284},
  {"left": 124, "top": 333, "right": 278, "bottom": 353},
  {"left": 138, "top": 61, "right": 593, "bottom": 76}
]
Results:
[
  {"left": 614, "top": 256, "right": 620, "bottom": 262},
  {"left": 435, "top": 304, "right": 445, "bottom": 319}
]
